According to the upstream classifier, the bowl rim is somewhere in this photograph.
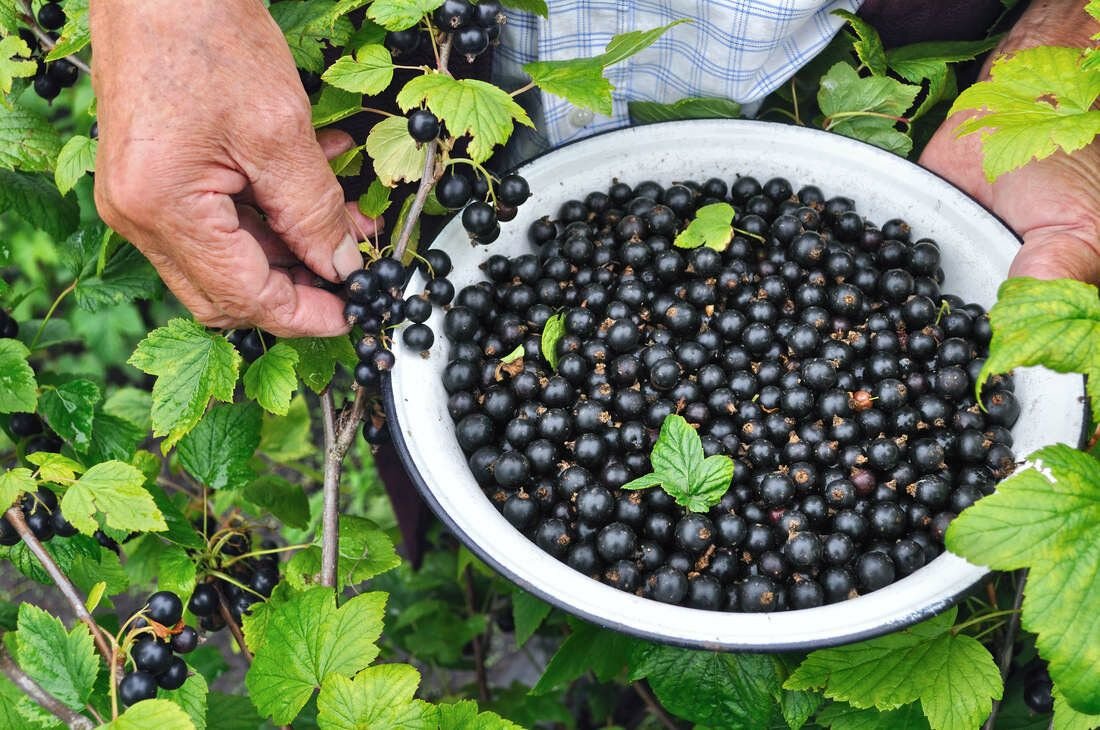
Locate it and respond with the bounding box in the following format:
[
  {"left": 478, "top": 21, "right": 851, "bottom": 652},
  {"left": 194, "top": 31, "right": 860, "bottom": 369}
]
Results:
[{"left": 382, "top": 118, "right": 1090, "bottom": 651}]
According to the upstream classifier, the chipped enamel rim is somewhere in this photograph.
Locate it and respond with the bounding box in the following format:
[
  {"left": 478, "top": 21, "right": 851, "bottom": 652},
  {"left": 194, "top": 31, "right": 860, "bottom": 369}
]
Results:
[{"left": 383, "top": 120, "right": 1087, "bottom": 651}]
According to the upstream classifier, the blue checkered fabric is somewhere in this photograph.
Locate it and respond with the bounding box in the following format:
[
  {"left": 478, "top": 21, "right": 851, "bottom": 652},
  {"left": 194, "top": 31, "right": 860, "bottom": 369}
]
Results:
[{"left": 493, "top": 0, "right": 862, "bottom": 157}]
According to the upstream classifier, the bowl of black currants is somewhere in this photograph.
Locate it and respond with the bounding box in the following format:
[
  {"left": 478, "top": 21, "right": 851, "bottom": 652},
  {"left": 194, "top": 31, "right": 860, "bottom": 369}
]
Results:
[{"left": 382, "top": 119, "right": 1084, "bottom": 650}]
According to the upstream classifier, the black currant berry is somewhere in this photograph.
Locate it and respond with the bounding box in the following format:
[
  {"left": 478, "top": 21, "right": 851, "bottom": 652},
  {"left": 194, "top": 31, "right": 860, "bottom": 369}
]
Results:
[
  {"left": 119, "top": 671, "right": 158, "bottom": 706},
  {"left": 407, "top": 109, "right": 440, "bottom": 143},
  {"left": 131, "top": 639, "right": 173, "bottom": 676}
]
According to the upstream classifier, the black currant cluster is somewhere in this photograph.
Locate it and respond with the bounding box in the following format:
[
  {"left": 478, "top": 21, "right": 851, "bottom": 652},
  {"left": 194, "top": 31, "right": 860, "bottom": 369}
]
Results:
[
  {"left": 16, "top": 3, "right": 80, "bottom": 101},
  {"left": 1020, "top": 661, "right": 1054, "bottom": 714},
  {"left": 185, "top": 529, "right": 281, "bottom": 631},
  {"left": 440, "top": 175, "right": 1018, "bottom": 612},
  {"left": 119, "top": 591, "right": 197, "bottom": 706},
  {"left": 226, "top": 328, "right": 276, "bottom": 363},
  {"left": 435, "top": 0, "right": 504, "bottom": 61},
  {"left": 443, "top": 170, "right": 531, "bottom": 246},
  {"left": 0, "top": 485, "right": 77, "bottom": 545},
  {"left": 0, "top": 308, "right": 19, "bottom": 339}
]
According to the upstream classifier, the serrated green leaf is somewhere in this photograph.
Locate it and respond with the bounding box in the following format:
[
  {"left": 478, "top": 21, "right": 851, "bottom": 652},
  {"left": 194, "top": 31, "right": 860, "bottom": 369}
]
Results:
[
  {"left": 161, "top": 670, "right": 208, "bottom": 730},
  {"left": 367, "top": 0, "right": 444, "bottom": 30},
  {"left": 204, "top": 692, "right": 261, "bottom": 730},
  {"left": 103, "top": 387, "right": 153, "bottom": 432},
  {"left": 69, "top": 547, "right": 129, "bottom": 597},
  {"left": 39, "top": 378, "right": 101, "bottom": 450},
  {"left": 512, "top": 589, "right": 551, "bottom": 648},
  {"left": 243, "top": 475, "right": 310, "bottom": 529},
  {"left": 950, "top": 46, "right": 1100, "bottom": 181},
  {"left": 628, "top": 96, "right": 741, "bottom": 124},
  {"left": 156, "top": 543, "right": 198, "bottom": 600},
  {"left": 365, "top": 113, "right": 428, "bottom": 186},
  {"left": 886, "top": 36, "right": 1000, "bottom": 79},
  {"left": 621, "top": 414, "right": 732, "bottom": 512},
  {"left": 540, "top": 312, "right": 565, "bottom": 371},
  {"left": 977, "top": 278, "right": 1100, "bottom": 423},
  {"left": 815, "top": 701, "right": 932, "bottom": 730},
  {"left": 501, "top": 0, "right": 547, "bottom": 16},
  {"left": 61, "top": 460, "right": 166, "bottom": 536},
  {"left": 103, "top": 698, "right": 196, "bottom": 730},
  {"left": 0, "top": 169, "right": 79, "bottom": 245},
  {"left": 0, "top": 338, "right": 37, "bottom": 414},
  {"left": 271, "top": 0, "right": 354, "bottom": 72},
  {"left": 317, "top": 664, "right": 436, "bottom": 730},
  {"left": 84, "top": 410, "right": 145, "bottom": 464},
  {"left": 946, "top": 445, "right": 1100, "bottom": 714},
  {"left": 127, "top": 319, "right": 241, "bottom": 450},
  {"left": 396, "top": 74, "right": 533, "bottom": 162},
  {"left": 243, "top": 343, "right": 299, "bottom": 416},
  {"left": 283, "top": 336, "right": 356, "bottom": 393},
  {"left": 0, "top": 104, "right": 62, "bottom": 172},
  {"left": 1, "top": 467, "right": 37, "bottom": 512},
  {"left": 178, "top": 402, "right": 262, "bottom": 490},
  {"left": 437, "top": 701, "right": 523, "bottom": 730},
  {"left": 245, "top": 588, "right": 387, "bottom": 724},
  {"left": 44, "top": 0, "right": 90, "bottom": 60},
  {"left": 322, "top": 44, "right": 394, "bottom": 94},
  {"left": 629, "top": 645, "right": 783, "bottom": 728},
  {"left": 285, "top": 515, "right": 400, "bottom": 589},
  {"left": 785, "top": 608, "right": 1002, "bottom": 730},
  {"left": 358, "top": 178, "right": 392, "bottom": 218},
  {"left": 532, "top": 622, "right": 636, "bottom": 694},
  {"left": 1053, "top": 684, "right": 1100, "bottom": 730},
  {"left": 311, "top": 84, "right": 364, "bottom": 127},
  {"left": 499, "top": 344, "right": 524, "bottom": 364},
  {"left": 54, "top": 135, "right": 97, "bottom": 195},
  {"left": 819, "top": 63, "right": 919, "bottom": 156},
  {"left": 833, "top": 10, "right": 887, "bottom": 76},
  {"left": 26, "top": 452, "right": 84, "bottom": 483},
  {"left": 781, "top": 688, "right": 824, "bottom": 730},
  {"left": 259, "top": 394, "right": 313, "bottom": 462},
  {"left": 16, "top": 603, "right": 98, "bottom": 709},
  {"left": 0, "top": 35, "right": 36, "bottom": 94},
  {"left": 674, "top": 202, "right": 734, "bottom": 251},
  {"left": 73, "top": 244, "right": 160, "bottom": 313},
  {"left": 146, "top": 483, "right": 204, "bottom": 549},
  {"left": 1, "top": 534, "right": 97, "bottom": 585}
]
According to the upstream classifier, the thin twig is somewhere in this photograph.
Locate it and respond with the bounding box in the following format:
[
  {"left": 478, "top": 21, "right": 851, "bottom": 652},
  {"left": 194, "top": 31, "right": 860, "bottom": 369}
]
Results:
[
  {"left": 4, "top": 508, "right": 113, "bottom": 664},
  {"left": 17, "top": 0, "right": 92, "bottom": 74},
  {"left": 319, "top": 388, "right": 369, "bottom": 588},
  {"left": 213, "top": 585, "right": 253, "bottom": 663},
  {"left": 0, "top": 643, "right": 94, "bottom": 730},
  {"left": 633, "top": 681, "right": 680, "bottom": 730},
  {"left": 982, "top": 570, "right": 1028, "bottom": 730},
  {"left": 462, "top": 567, "right": 490, "bottom": 704}
]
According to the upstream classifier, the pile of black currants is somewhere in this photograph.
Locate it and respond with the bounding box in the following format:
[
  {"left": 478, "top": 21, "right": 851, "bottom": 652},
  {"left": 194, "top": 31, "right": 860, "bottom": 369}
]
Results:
[
  {"left": 16, "top": 2, "right": 81, "bottom": 101},
  {"left": 186, "top": 529, "right": 282, "bottom": 631},
  {"left": 120, "top": 591, "right": 198, "bottom": 705},
  {"left": 440, "top": 175, "right": 1018, "bottom": 612},
  {"left": 0, "top": 485, "right": 78, "bottom": 545}
]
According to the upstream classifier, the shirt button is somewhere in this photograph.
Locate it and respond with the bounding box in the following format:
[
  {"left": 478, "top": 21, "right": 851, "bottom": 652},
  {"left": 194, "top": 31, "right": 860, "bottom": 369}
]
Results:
[{"left": 568, "top": 107, "right": 594, "bottom": 128}]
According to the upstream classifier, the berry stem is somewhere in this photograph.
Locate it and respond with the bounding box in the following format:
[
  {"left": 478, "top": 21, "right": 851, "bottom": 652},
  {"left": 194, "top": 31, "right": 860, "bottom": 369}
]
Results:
[
  {"left": 16, "top": 0, "right": 92, "bottom": 74},
  {"left": 981, "top": 570, "right": 1027, "bottom": 730},
  {"left": 212, "top": 583, "right": 253, "bottom": 663},
  {"left": 318, "top": 387, "right": 369, "bottom": 588},
  {"left": 0, "top": 642, "right": 95, "bottom": 729},
  {"left": 30, "top": 279, "right": 78, "bottom": 350},
  {"left": 3, "top": 506, "right": 114, "bottom": 666},
  {"left": 632, "top": 680, "right": 680, "bottom": 730},
  {"left": 509, "top": 80, "right": 536, "bottom": 97}
]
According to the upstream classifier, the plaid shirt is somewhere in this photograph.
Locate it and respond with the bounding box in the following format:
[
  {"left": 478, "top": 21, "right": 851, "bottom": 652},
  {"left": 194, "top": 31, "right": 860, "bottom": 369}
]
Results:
[{"left": 494, "top": 0, "right": 862, "bottom": 160}]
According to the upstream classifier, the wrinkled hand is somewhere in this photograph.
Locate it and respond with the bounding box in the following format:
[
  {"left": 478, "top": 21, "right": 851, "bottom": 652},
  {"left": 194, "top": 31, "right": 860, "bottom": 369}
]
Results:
[{"left": 89, "top": 0, "right": 378, "bottom": 337}]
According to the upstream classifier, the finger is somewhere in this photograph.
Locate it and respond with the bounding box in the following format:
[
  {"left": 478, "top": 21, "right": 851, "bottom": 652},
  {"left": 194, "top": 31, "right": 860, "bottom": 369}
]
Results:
[
  {"left": 317, "top": 128, "right": 356, "bottom": 160},
  {"left": 345, "top": 201, "right": 384, "bottom": 240},
  {"left": 148, "top": 251, "right": 243, "bottom": 330},
  {"left": 250, "top": 266, "right": 351, "bottom": 337},
  {"left": 1009, "top": 228, "right": 1100, "bottom": 285},
  {"left": 237, "top": 204, "right": 299, "bottom": 268}
]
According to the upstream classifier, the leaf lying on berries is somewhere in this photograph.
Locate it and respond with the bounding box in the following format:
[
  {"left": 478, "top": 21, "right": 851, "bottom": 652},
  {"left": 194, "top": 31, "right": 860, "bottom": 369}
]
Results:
[
  {"left": 540, "top": 312, "right": 566, "bottom": 371},
  {"left": 674, "top": 202, "right": 735, "bottom": 251},
  {"left": 947, "top": 445, "right": 1100, "bottom": 714},
  {"left": 621, "top": 414, "right": 734, "bottom": 513}
]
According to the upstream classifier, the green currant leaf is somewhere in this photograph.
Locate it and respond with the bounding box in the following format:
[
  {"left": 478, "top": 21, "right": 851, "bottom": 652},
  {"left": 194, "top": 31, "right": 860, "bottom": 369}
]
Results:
[
  {"left": 0, "top": 467, "right": 36, "bottom": 512},
  {"left": 160, "top": 672, "right": 209, "bottom": 730},
  {"left": 178, "top": 402, "right": 262, "bottom": 490},
  {"left": 285, "top": 515, "right": 400, "bottom": 589},
  {"left": 0, "top": 104, "right": 63, "bottom": 172},
  {"left": 84, "top": 409, "right": 145, "bottom": 464},
  {"left": 833, "top": 10, "right": 887, "bottom": 76},
  {"left": 501, "top": 0, "right": 547, "bottom": 14},
  {"left": 396, "top": 73, "right": 534, "bottom": 162},
  {"left": 311, "top": 84, "right": 363, "bottom": 127},
  {"left": 621, "top": 414, "right": 733, "bottom": 512},
  {"left": 946, "top": 445, "right": 1100, "bottom": 714},
  {"left": 317, "top": 664, "right": 437, "bottom": 730},
  {"left": 245, "top": 587, "right": 387, "bottom": 724},
  {"left": 628, "top": 97, "right": 741, "bottom": 124},
  {"left": 203, "top": 692, "right": 261, "bottom": 730},
  {"left": 886, "top": 36, "right": 1000, "bottom": 79},
  {"left": 44, "top": 0, "right": 90, "bottom": 61},
  {"left": 358, "top": 178, "right": 392, "bottom": 219},
  {"left": 104, "top": 386, "right": 154, "bottom": 432},
  {"left": 674, "top": 202, "right": 735, "bottom": 251},
  {"left": 531, "top": 621, "right": 637, "bottom": 694},
  {"left": 365, "top": 113, "right": 428, "bottom": 186},
  {"left": 271, "top": 0, "right": 354, "bottom": 72},
  {"left": 500, "top": 344, "right": 524, "bottom": 364},
  {"left": 259, "top": 394, "right": 314, "bottom": 462},
  {"left": 128, "top": 319, "right": 241, "bottom": 451},
  {"left": 818, "top": 62, "right": 919, "bottom": 156},
  {"left": 0, "top": 35, "right": 36, "bottom": 94},
  {"left": 437, "top": 701, "right": 523, "bottom": 730},
  {"left": 0, "top": 170, "right": 80, "bottom": 243},
  {"left": 367, "top": 0, "right": 444, "bottom": 31},
  {"left": 243, "top": 342, "right": 299, "bottom": 416},
  {"left": 39, "top": 378, "right": 101, "bottom": 451},
  {"left": 26, "top": 452, "right": 84, "bottom": 483},
  {"left": 69, "top": 547, "right": 129, "bottom": 597},
  {"left": 60, "top": 460, "right": 167, "bottom": 535},
  {"left": 102, "top": 698, "right": 196, "bottom": 729},
  {"left": 785, "top": 608, "right": 1002, "bottom": 730},
  {"left": 54, "top": 134, "right": 97, "bottom": 195},
  {"left": 145, "top": 482, "right": 205, "bottom": 550},
  {"left": 814, "top": 701, "right": 932, "bottom": 730},
  {"left": 539, "top": 311, "right": 566, "bottom": 371},
  {"left": 511, "top": 589, "right": 552, "bottom": 648},
  {"left": 950, "top": 46, "right": 1100, "bottom": 181},
  {"left": 283, "top": 336, "right": 356, "bottom": 394},
  {"left": 73, "top": 244, "right": 160, "bottom": 313},
  {"left": 977, "top": 277, "right": 1100, "bottom": 423},
  {"left": 322, "top": 44, "right": 395, "bottom": 95},
  {"left": 629, "top": 644, "right": 784, "bottom": 728},
  {"left": 0, "top": 338, "right": 38, "bottom": 413},
  {"left": 781, "top": 688, "right": 825, "bottom": 730},
  {"left": 156, "top": 543, "right": 198, "bottom": 601},
  {"left": 243, "top": 475, "right": 311, "bottom": 529},
  {"left": 0, "top": 0, "right": 20, "bottom": 35},
  {"left": 0, "top": 534, "right": 98, "bottom": 584},
  {"left": 15, "top": 603, "right": 98, "bottom": 709},
  {"left": 1053, "top": 684, "right": 1100, "bottom": 730}
]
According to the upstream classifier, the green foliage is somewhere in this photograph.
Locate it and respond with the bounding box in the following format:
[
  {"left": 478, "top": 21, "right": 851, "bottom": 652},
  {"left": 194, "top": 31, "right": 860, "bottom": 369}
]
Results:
[
  {"left": 0, "top": 170, "right": 80, "bottom": 241},
  {"left": 833, "top": 10, "right": 886, "bottom": 76},
  {"left": 53, "top": 134, "right": 96, "bottom": 196},
  {"left": 674, "top": 202, "right": 736, "bottom": 251},
  {"left": 39, "top": 378, "right": 100, "bottom": 450},
  {"left": 532, "top": 621, "right": 636, "bottom": 694},
  {"left": 178, "top": 402, "right": 262, "bottom": 490},
  {"left": 628, "top": 96, "right": 742, "bottom": 123},
  {"left": 0, "top": 34, "right": 35, "bottom": 93},
  {"left": 321, "top": 43, "right": 395, "bottom": 94},
  {"left": 316, "top": 664, "right": 436, "bottom": 729},
  {"left": 282, "top": 336, "right": 357, "bottom": 394},
  {"left": 284, "top": 515, "right": 400, "bottom": 589},
  {"left": 160, "top": 672, "right": 209, "bottom": 730},
  {"left": 0, "top": 105, "right": 63, "bottom": 172},
  {"left": 357, "top": 178, "right": 392, "bottom": 219},
  {"left": 44, "top": 0, "right": 90, "bottom": 61},
  {"left": 818, "top": 62, "right": 920, "bottom": 156},
  {"left": 367, "top": 0, "right": 444, "bottom": 31},
  {"left": 539, "top": 311, "right": 565, "bottom": 371},
  {"left": 15, "top": 603, "right": 98, "bottom": 709},
  {"left": 511, "top": 589, "right": 551, "bottom": 648},
  {"left": 0, "top": 337, "right": 37, "bottom": 412},
  {"left": 622, "top": 414, "right": 734, "bottom": 512},
  {"left": 60, "top": 460, "right": 167, "bottom": 535},
  {"left": 951, "top": 46, "right": 1100, "bottom": 181},
  {"left": 103, "top": 698, "right": 195, "bottom": 729},
  {"left": 242, "top": 342, "right": 300, "bottom": 416}
]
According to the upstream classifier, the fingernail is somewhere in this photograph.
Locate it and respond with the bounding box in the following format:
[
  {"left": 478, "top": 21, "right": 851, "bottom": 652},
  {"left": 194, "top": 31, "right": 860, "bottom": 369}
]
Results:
[{"left": 332, "top": 234, "right": 363, "bottom": 280}]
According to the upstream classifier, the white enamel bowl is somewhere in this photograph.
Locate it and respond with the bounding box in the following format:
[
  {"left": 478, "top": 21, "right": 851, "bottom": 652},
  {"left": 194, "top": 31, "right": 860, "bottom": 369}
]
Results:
[{"left": 383, "top": 120, "right": 1086, "bottom": 650}]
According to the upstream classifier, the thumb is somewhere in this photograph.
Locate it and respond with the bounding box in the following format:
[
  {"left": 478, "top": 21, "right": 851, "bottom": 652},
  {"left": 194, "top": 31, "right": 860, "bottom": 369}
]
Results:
[
  {"left": 1009, "top": 227, "right": 1100, "bottom": 286},
  {"left": 249, "top": 129, "right": 363, "bottom": 282}
]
